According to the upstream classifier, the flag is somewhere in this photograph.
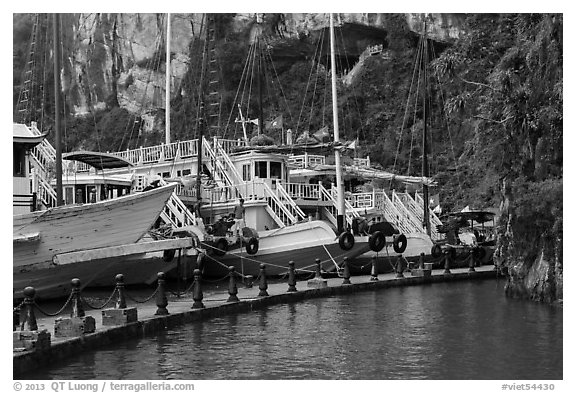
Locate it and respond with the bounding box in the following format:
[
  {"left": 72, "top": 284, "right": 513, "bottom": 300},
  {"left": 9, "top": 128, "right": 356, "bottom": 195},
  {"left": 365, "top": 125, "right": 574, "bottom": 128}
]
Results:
[
  {"left": 266, "top": 115, "right": 283, "bottom": 130},
  {"left": 348, "top": 140, "right": 357, "bottom": 149},
  {"left": 249, "top": 118, "right": 259, "bottom": 125}
]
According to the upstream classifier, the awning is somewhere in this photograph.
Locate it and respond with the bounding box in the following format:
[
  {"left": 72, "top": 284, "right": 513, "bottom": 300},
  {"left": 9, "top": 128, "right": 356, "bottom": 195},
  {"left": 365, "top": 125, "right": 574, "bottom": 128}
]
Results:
[{"left": 63, "top": 151, "right": 134, "bottom": 170}]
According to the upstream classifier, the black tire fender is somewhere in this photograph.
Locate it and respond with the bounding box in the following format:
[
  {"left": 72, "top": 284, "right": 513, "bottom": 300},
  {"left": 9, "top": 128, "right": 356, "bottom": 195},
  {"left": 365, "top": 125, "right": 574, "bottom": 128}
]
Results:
[
  {"left": 214, "top": 238, "right": 228, "bottom": 256},
  {"left": 393, "top": 234, "right": 408, "bottom": 253},
  {"left": 338, "top": 232, "right": 355, "bottom": 251},
  {"left": 245, "top": 237, "right": 259, "bottom": 255},
  {"left": 369, "top": 231, "right": 386, "bottom": 252},
  {"left": 431, "top": 244, "right": 443, "bottom": 258}
]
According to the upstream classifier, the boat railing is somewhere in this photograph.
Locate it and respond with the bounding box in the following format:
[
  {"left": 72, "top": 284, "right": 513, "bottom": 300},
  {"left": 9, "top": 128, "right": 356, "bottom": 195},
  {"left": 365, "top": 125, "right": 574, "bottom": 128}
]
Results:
[
  {"left": 391, "top": 190, "right": 426, "bottom": 234},
  {"left": 352, "top": 157, "right": 371, "bottom": 168},
  {"left": 283, "top": 182, "right": 321, "bottom": 200},
  {"left": 288, "top": 153, "right": 326, "bottom": 169},
  {"left": 36, "top": 173, "right": 57, "bottom": 208},
  {"left": 374, "top": 191, "right": 414, "bottom": 234},
  {"left": 413, "top": 191, "right": 443, "bottom": 241},
  {"left": 217, "top": 138, "right": 248, "bottom": 154},
  {"left": 346, "top": 192, "right": 374, "bottom": 209},
  {"left": 202, "top": 138, "right": 235, "bottom": 188},
  {"left": 318, "top": 183, "right": 358, "bottom": 227},
  {"left": 111, "top": 139, "right": 200, "bottom": 165},
  {"left": 213, "top": 138, "right": 244, "bottom": 185},
  {"left": 154, "top": 178, "right": 198, "bottom": 228},
  {"left": 275, "top": 181, "right": 307, "bottom": 222},
  {"left": 261, "top": 181, "right": 298, "bottom": 227}
]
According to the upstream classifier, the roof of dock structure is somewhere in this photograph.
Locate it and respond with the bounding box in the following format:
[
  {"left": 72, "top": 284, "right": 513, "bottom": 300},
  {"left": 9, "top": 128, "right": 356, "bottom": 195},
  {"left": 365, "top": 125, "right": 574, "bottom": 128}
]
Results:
[{"left": 63, "top": 151, "right": 134, "bottom": 170}]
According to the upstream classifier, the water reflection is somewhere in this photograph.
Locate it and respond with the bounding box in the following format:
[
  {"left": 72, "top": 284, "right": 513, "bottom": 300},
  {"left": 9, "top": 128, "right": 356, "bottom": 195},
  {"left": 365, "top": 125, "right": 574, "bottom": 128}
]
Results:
[{"left": 25, "top": 280, "right": 562, "bottom": 380}]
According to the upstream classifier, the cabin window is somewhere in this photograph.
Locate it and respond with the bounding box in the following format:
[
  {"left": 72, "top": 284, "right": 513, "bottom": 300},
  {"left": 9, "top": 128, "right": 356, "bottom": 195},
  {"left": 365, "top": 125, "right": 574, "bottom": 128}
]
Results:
[
  {"left": 182, "top": 169, "right": 191, "bottom": 176},
  {"left": 255, "top": 161, "right": 268, "bottom": 178},
  {"left": 177, "top": 170, "right": 182, "bottom": 177},
  {"left": 270, "top": 162, "right": 282, "bottom": 179},
  {"left": 162, "top": 172, "right": 170, "bottom": 178},
  {"left": 13, "top": 146, "right": 26, "bottom": 177},
  {"left": 242, "top": 164, "right": 251, "bottom": 181}
]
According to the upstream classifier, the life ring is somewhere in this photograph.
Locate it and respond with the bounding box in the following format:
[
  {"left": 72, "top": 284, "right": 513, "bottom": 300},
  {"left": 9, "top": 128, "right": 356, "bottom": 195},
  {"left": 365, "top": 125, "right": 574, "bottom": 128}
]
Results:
[
  {"left": 369, "top": 231, "right": 386, "bottom": 252},
  {"left": 213, "top": 238, "right": 228, "bottom": 256},
  {"left": 431, "top": 244, "right": 443, "bottom": 258},
  {"left": 338, "top": 232, "right": 355, "bottom": 251},
  {"left": 163, "top": 249, "right": 176, "bottom": 262},
  {"left": 245, "top": 237, "right": 259, "bottom": 255},
  {"left": 393, "top": 234, "right": 408, "bottom": 253}
]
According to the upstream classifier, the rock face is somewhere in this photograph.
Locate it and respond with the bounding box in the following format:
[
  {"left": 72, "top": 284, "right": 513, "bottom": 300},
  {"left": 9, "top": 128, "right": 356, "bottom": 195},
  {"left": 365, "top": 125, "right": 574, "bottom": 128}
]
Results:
[
  {"left": 59, "top": 13, "right": 466, "bottom": 120},
  {"left": 494, "top": 178, "right": 563, "bottom": 305}
]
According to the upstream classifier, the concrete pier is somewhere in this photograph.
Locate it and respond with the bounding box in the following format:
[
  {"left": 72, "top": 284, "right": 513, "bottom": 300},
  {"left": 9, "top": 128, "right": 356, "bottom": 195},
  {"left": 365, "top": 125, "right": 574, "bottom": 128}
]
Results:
[{"left": 13, "top": 266, "right": 496, "bottom": 377}]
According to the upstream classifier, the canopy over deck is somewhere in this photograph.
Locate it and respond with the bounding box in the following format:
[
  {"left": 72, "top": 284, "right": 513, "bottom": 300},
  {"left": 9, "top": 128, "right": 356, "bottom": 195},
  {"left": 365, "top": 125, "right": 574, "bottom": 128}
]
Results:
[
  {"left": 448, "top": 211, "right": 496, "bottom": 224},
  {"left": 63, "top": 151, "right": 134, "bottom": 170}
]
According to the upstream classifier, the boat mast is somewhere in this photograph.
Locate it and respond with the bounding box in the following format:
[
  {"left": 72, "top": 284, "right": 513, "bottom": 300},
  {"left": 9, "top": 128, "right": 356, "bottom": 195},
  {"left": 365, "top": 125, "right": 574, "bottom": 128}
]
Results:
[
  {"left": 165, "top": 13, "right": 171, "bottom": 145},
  {"left": 422, "top": 16, "right": 431, "bottom": 236},
  {"left": 330, "top": 13, "right": 345, "bottom": 234},
  {"left": 53, "top": 13, "right": 63, "bottom": 206},
  {"left": 257, "top": 35, "right": 264, "bottom": 136},
  {"left": 196, "top": 15, "right": 210, "bottom": 205}
]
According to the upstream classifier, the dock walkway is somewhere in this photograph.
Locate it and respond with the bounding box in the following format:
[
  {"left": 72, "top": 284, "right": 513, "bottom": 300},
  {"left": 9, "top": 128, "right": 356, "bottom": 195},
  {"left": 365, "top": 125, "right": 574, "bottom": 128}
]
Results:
[{"left": 14, "top": 266, "right": 497, "bottom": 376}]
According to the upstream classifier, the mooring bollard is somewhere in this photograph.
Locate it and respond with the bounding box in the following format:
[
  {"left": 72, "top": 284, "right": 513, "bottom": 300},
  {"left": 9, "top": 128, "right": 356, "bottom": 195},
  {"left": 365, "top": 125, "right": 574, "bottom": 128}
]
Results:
[
  {"left": 288, "top": 261, "right": 297, "bottom": 292},
  {"left": 192, "top": 269, "right": 205, "bottom": 309},
  {"left": 227, "top": 266, "right": 239, "bottom": 302},
  {"left": 155, "top": 272, "right": 169, "bottom": 315},
  {"left": 469, "top": 250, "right": 477, "bottom": 272},
  {"left": 444, "top": 250, "right": 452, "bottom": 274},
  {"left": 55, "top": 279, "right": 95, "bottom": 337},
  {"left": 115, "top": 274, "right": 127, "bottom": 309},
  {"left": 13, "top": 286, "right": 52, "bottom": 351},
  {"left": 70, "top": 278, "right": 85, "bottom": 318},
  {"left": 315, "top": 258, "right": 322, "bottom": 279},
  {"left": 370, "top": 256, "right": 379, "bottom": 281},
  {"left": 419, "top": 252, "right": 425, "bottom": 270},
  {"left": 20, "top": 287, "right": 38, "bottom": 331},
  {"left": 102, "top": 274, "right": 138, "bottom": 326},
  {"left": 342, "top": 257, "right": 351, "bottom": 285},
  {"left": 395, "top": 255, "right": 405, "bottom": 278},
  {"left": 258, "top": 264, "right": 269, "bottom": 297}
]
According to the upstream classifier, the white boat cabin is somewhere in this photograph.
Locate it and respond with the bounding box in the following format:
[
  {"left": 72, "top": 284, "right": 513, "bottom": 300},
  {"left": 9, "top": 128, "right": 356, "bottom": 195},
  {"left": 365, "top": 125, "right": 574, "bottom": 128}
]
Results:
[{"left": 13, "top": 124, "right": 46, "bottom": 215}]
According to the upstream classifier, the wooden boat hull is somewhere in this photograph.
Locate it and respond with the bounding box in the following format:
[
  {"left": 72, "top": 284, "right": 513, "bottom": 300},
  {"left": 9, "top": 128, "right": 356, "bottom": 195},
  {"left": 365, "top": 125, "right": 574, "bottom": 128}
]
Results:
[
  {"left": 13, "top": 184, "right": 177, "bottom": 299},
  {"left": 199, "top": 220, "right": 371, "bottom": 278}
]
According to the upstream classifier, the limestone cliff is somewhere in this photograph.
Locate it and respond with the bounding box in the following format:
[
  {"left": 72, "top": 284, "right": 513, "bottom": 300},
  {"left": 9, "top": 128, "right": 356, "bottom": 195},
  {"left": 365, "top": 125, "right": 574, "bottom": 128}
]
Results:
[{"left": 59, "top": 13, "right": 465, "bottom": 120}]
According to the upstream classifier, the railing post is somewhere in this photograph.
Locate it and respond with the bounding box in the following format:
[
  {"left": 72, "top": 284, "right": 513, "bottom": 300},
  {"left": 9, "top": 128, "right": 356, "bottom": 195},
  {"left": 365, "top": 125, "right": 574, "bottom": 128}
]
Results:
[
  {"left": 315, "top": 258, "right": 322, "bottom": 279},
  {"left": 115, "top": 274, "right": 127, "bottom": 309},
  {"left": 444, "top": 250, "right": 452, "bottom": 275},
  {"left": 419, "top": 252, "right": 425, "bottom": 270},
  {"left": 20, "top": 287, "right": 38, "bottom": 331},
  {"left": 287, "top": 261, "right": 297, "bottom": 292},
  {"left": 342, "top": 257, "right": 351, "bottom": 285},
  {"left": 395, "top": 255, "right": 405, "bottom": 278},
  {"left": 469, "top": 250, "right": 477, "bottom": 272},
  {"left": 70, "top": 278, "right": 85, "bottom": 318},
  {"left": 227, "top": 266, "right": 239, "bottom": 302},
  {"left": 155, "top": 272, "right": 169, "bottom": 315},
  {"left": 192, "top": 269, "right": 205, "bottom": 309},
  {"left": 370, "top": 256, "right": 379, "bottom": 281},
  {"left": 258, "top": 264, "right": 269, "bottom": 297}
]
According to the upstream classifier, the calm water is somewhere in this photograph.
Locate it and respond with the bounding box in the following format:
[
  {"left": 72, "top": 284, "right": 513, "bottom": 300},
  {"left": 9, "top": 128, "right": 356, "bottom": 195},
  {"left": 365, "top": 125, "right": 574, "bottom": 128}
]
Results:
[{"left": 27, "top": 279, "right": 562, "bottom": 380}]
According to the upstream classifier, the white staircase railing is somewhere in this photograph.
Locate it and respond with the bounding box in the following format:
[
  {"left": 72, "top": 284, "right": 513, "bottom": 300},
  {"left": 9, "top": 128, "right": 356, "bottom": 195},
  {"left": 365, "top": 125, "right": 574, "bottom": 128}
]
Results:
[
  {"left": 318, "top": 183, "right": 358, "bottom": 228},
  {"left": 414, "top": 192, "right": 443, "bottom": 241},
  {"left": 213, "top": 138, "right": 244, "bottom": 185},
  {"left": 275, "top": 181, "right": 306, "bottom": 222},
  {"left": 391, "top": 190, "right": 426, "bottom": 234},
  {"left": 36, "top": 173, "right": 57, "bottom": 208},
  {"left": 374, "top": 191, "right": 414, "bottom": 234},
  {"left": 156, "top": 179, "right": 198, "bottom": 229},
  {"left": 202, "top": 138, "right": 235, "bottom": 188}
]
